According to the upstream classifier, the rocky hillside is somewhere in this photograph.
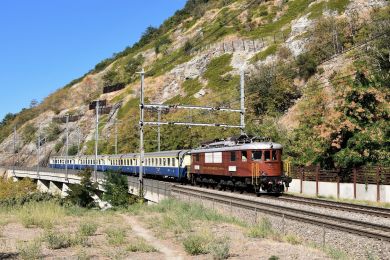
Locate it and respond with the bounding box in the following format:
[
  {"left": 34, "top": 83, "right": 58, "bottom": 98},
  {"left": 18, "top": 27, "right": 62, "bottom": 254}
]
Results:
[{"left": 0, "top": 0, "right": 389, "bottom": 168}]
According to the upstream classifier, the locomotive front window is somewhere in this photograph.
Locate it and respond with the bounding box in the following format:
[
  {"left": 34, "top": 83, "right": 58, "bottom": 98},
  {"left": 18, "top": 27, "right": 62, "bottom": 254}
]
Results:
[
  {"left": 241, "top": 151, "right": 248, "bottom": 162},
  {"left": 265, "top": 151, "right": 271, "bottom": 161},
  {"left": 252, "top": 151, "right": 263, "bottom": 161},
  {"left": 230, "top": 152, "right": 236, "bottom": 162}
]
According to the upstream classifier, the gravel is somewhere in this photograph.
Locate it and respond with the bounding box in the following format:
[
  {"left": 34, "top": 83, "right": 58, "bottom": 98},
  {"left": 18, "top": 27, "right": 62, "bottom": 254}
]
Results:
[{"left": 172, "top": 186, "right": 390, "bottom": 259}]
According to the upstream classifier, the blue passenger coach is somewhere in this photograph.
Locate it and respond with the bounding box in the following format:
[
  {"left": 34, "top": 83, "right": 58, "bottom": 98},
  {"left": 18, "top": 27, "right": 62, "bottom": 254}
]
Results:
[{"left": 49, "top": 150, "right": 191, "bottom": 181}]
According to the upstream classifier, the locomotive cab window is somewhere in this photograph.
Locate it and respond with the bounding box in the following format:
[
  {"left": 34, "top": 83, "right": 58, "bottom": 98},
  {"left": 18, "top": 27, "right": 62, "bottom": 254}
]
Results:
[
  {"left": 252, "top": 151, "right": 263, "bottom": 161},
  {"left": 272, "top": 150, "right": 277, "bottom": 161},
  {"left": 194, "top": 153, "right": 200, "bottom": 162},
  {"left": 230, "top": 152, "right": 236, "bottom": 162},
  {"left": 265, "top": 151, "right": 271, "bottom": 161},
  {"left": 241, "top": 151, "right": 248, "bottom": 162}
]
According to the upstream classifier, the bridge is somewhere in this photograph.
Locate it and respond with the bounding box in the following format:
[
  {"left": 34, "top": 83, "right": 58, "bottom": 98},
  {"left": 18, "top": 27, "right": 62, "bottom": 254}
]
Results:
[{"left": 1, "top": 167, "right": 172, "bottom": 204}]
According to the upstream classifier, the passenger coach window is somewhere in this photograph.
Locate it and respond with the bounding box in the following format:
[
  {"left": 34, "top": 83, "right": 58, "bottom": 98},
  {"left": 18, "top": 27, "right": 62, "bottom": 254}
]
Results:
[
  {"left": 230, "top": 152, "right": 236, "bottom": 162},
  {"left": 168, "top": 158, "right": 171, "bottom": 166},
  {"left": 252, "top": 151, "right": 263, "bottom": 161},
  {"left": 265, "top": 151, "right": 271, "bottom": 161},
  {"left": 173, "top": 159, "right": 176, "bottom": 166},
  {"left": 241, "top": 151, "right": 248, "bottom": 162}
]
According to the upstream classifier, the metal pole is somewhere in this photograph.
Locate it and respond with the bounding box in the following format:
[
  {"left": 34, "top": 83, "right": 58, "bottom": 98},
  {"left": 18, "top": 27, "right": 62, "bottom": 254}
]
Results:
[
  {"left": 77, "top": 127, "right": 81, "bottom": 156},
  {"left": 65, "top": 114, "right": 69, "bottom": 181},
  {"left": 157, "top": 107, "right": 161, "bottom": 152},
  {"left": 95, "top": 100, "right": 99, "bottom": 182},
  {"left": 13, "top": 126, "right": 16, "bottom": 177},
  {"left": 37, "top": 123, "right": 41, "bottom": 179},
  {"left": 138, "top": 69, "right": 145, "bottom": 198},
  {"left": 240, "top": 69, "right": 245, "bottom": 135},
  {"left": 115, "top": 119, "right": 118, "bottom": 155}
]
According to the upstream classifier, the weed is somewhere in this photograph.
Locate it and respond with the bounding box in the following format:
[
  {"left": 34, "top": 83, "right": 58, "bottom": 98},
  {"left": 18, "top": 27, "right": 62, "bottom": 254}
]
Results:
[
  {"left": 183, "top": 233, "right": 210, "bottom": 255},
  {"left": 17, "top": 239, "right": 42, "bottom": 260},
  {"left": 208, "top": 237, "right": 230, "bottom": 260},
  {"left": 45, "top": 231, "right": 72, "bottom": 249},
  {"left": 79, "top": 222, "right": 98, "bottom": 237},
  {"left": 18, "top": 201, "right": 66, "bottom": 229},
  {"left": 126, "top": 238, "right": 157, "bottom": 253},
  {"left": 105, "top": 227, "right": 127, "bottom": 245},
  {"left": 269, "top": 256, "right": 280, "bottom": 260},
  {"left": 323, "top": 246, "right": 349, "bottom": 260},
  {"left": 284, "top": 234, "right": 301, "bottom": 245},
  {"left": 248, "top": 217, "right": 275, "bottom": 238}
]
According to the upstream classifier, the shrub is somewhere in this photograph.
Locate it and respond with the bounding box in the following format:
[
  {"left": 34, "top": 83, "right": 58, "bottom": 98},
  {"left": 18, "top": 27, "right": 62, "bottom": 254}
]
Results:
[
  {"left": 79, "top": 222, "right": 98, "bottom": 237},
  {"left": 67, "top": 169, "right": 98, "bottom": 208},
  {"left": 183, "top": 233, "right": 210, "bottom": 255},
  {"left": 17, "top": 239, "right": 42, "bottom": 260},
  {"left": 296, "top": 53, "right": 317, "bottom": 80},
  {"left": 45, "top": 231, "right": 72, "bottom": 249},
  {"left": 126, "top": 238, "right": 157, "bottom": 252},
  {"left": 284, "top": 234, "right": 301, "bottom": 245},
  {"left": 102, "top": 171, "right": 130, "bottom": 207},
  {"left": 208, "top": 237, "right": 230, "bottom": 260},
  {"left": 45, "top": 122, "right": 62, "bottom": 142},
  {"left": 68, "top": 144, "right": 78, "bottom": 156}
]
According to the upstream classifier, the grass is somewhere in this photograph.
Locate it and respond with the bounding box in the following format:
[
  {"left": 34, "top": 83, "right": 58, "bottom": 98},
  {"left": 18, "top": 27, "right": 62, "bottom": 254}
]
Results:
[
  {"left": 203, "top": 54, "right": 238, "bottom": 92},
  {"left": 183, "top": 233, "right": 211, "bottom": 255},
  {"left": 105, "top": 227, "right": 127, "bottom": 245},
  {"left": 79, "top": 222, "right": 98, "bottom": 237},
  {"left": 284, "top": 234, "right": 301, "bottom": 245},
  {"left": 126, "top": 238, "right": 157, "bottom": 253},
  {"left": 17, "top": 239, "right": 42, "bottom": 260},
  {"left": 17, "top": 201, "right": 66, "bottom": 229},
  {"left": 250, "top": 44, "right": 278, "bottom": 63},
  {"left": 248, "top": 217, "right": 275, "bottom": 238},
  {"left": 44, "top": 230, "right": 87, "bottom": 249},
  {"left": 308, "top": 0, "right": 351, "bottom": 19}
]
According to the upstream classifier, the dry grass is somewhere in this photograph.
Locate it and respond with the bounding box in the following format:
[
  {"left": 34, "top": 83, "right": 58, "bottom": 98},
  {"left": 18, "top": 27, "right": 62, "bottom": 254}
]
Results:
[{"left": 17, "top": 201, "right": 66, "bottom": 229}]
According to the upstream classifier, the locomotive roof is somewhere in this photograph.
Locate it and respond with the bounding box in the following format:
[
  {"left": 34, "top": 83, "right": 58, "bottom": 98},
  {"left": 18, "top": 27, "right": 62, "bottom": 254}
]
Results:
[{"left": 190, "top": 142, "right": 282, "bottom": 154}]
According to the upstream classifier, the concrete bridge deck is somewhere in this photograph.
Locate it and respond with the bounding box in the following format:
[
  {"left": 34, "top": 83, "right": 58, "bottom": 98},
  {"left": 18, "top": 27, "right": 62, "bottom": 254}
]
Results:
[{"left": 3, "top": 167, "right": 172, "bottom": 203}]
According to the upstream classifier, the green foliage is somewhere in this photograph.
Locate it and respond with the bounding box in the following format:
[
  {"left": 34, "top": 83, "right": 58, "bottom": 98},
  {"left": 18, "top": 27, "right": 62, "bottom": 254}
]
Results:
[
  {"left": 250, "top": 44, "right": 278, "bottom": 63},
  {"left": 54, "top": 141, "right": 63, "bottom": 153},
  {"left": 209, "top": 237, "right": 230, "bottom": 260},
  {"left": 102, "top": 171, "right": 130, "bottom": 207},
  {"left": 45, "top": 231, "right": 72, "bottom": 249},
  {"left": 204, "top": 54, "right": 238, "bottom": 92},
  {"left": 183, "top": 233, "right": 210, "bottom": 255},
  {"left": 296, "top": 53, "right": 317, "bottom": 80},
  {"left": 67, "top": 169, "right": 98, "bottom": 208},
  {"left": 79, "top": 222, "right": 98, "bottom": 237},
  {"left": 68, "top": 144, "right": 78, "bottom": 156},
  {"left": 0, "top": 113, "right": 16, "bottom": 127},
  {"left": 0, "top": 178, "right": 36, "bottom": 200},
  {"left": 18, "top": 201, "right": 66, "bottom": 229},
  {"left": 155, "top": 35, "right": 172, "bottom": 54}
]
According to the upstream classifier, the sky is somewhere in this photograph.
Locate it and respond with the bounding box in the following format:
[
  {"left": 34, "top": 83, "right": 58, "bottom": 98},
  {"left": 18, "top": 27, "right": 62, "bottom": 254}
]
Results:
[{"left": 0, "top": 0, "right": 187, "bottom": 121}]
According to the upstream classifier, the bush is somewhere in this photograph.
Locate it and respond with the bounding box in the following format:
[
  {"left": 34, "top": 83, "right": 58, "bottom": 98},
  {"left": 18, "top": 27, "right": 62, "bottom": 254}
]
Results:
[
  {"left": 183, "top": 233, "right": 210, "bottom": 255},
  {"left": 79, "top": 222, "right": 98, "bottom": 237},
  {"left": 296, "top": 53, "right": 317, "bottom": 80},
  {"left": 17, "top": 239, "right": 42, "bottom": 260},
  {"left": 45, "top": 122, "right": 62, "bottom": 142},
  {"left": 68, "top": 144, "right": 78, "bottom": 156},
  {"left": 209, "top": 237, "right": 230, "bottom": 260},
  {"left": 102, "top": 171, "right": 130, "bottom": 207},
  {"left": 0, "top": 178, "right": 36, "bottom": 200},
  {"left": 67, "top": 169, "right": 98, "bottom": 208},
  {"left": 45, "top": 231, "right": 72, "bottom": 249}
]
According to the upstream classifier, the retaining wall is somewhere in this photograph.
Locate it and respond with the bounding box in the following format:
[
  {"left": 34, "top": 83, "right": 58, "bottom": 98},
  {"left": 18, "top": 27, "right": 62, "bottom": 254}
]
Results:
[{"left": 288, "top": 179, "right": 390, "bottom": 203}]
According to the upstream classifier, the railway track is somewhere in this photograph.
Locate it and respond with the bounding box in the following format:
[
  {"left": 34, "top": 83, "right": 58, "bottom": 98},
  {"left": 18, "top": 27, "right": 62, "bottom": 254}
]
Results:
[
  {"left": 172, "top": 185, "right": 390, "bottom": 242},
  {"left": 274, "top": 194, "right": 390, "bottom": 218}
]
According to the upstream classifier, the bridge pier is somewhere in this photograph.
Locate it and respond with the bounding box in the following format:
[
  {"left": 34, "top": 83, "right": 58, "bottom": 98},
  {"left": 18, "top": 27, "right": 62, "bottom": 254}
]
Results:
[
  {"left": 49, "top": 181, "right": 62, "bottom": 196},
  {"left": 37, "top": 179, "right": 50, "bottom": 193},
  {"left": 61, "top": 183, "right": 71, "bottom": 198}
]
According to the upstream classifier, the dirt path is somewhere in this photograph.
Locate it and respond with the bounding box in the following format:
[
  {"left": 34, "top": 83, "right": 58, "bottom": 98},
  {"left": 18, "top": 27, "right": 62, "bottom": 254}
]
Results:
[{"left": 120, "top": 214, "right": 185, "bottom": 260}]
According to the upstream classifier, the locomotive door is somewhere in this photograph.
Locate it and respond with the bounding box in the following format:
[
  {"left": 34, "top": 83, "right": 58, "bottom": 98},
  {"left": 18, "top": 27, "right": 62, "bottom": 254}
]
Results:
[{"left": 251, "top": 162, "right": 261, "bottom": 185}]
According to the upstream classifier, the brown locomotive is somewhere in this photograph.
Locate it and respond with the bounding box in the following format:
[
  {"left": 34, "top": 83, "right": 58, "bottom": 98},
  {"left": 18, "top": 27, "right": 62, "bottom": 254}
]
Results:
[{"left": 189, "top": 137, "right": 291, "bottom": 194}]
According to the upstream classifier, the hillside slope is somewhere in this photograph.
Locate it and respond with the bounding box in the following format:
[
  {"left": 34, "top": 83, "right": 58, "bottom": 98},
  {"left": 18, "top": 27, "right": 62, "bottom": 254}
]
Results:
[{"left": 0, "top": 0, "right": 389, "bottom": 168}]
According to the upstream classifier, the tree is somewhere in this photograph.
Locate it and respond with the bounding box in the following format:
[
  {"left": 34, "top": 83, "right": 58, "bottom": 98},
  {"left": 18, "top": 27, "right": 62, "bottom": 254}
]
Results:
[
  {"left": 67, "top": 169, "right": 98, "bottom": 208},
  {"left": 102, "top": 171, "right": 129, "bottom": 207}
]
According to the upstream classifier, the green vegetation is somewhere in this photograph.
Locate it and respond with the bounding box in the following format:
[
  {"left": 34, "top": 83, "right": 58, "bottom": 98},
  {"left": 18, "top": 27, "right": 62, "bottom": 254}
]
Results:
[
  {"left": 126, "top": 238, "right": 157, "bottom": 252},
  {"left": 105, "top": 227, "right": 127, "bottom": 245},
  {"left": 248, "top": 217, "right": 275, "bottom": 238},
  {"left": 67, "top": 169, "right": 98, "bottom": 208},
  {"left": 79, "top": 222, "right": 98, "bottom": 237},
  {"left": 250, "top": 44, "right": 278, "bottom": 63},
  {"left": 18, "top": 201, "right": 66, "bottom": 229},
  {"left": 102, "top": 171, "right": 131, "bottom": 207},
  {"left": 0, "top": 178, "right": 36, "bottom": 201},
  {"left": 204, "top": 54, "right": 239, "bottom": 92},
  {"left": 17, "top": 239, "right": 42, "bottom": 260}
]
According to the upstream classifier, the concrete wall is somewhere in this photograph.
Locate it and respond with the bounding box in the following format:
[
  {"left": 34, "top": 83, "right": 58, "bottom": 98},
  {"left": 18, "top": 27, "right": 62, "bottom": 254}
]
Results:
[{"left": 289, "top": 178, "right": 390, "bottom": 203}]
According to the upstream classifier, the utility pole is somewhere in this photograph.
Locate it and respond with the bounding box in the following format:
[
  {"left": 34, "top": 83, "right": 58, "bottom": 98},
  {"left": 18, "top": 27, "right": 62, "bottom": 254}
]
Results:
[
  {"left": 13, "top": 126, "right": 16, "bottom": 177},
  {"left": 36, "top": 123, "right": 41, "bottom": 179},
  {"left": 240, "top": 69, "right": 246, "bottom": 135},
  {"left": 157, "top": 107, "right": 161, "bottom": 152},
  {"left": 65, "top": 114, "right": 69, "bottom": 181},
  {"left": 94, "top": 100, "right": 99, "bottom": 182},
  {"left": 115, "top": 119, "right": 118, "bottom": 155},
  {"left": 77, "top": 127, "right": 81, "bottom": 156},
  {"left": 138, "top": 68, "right": 145, "bottom": 198}
]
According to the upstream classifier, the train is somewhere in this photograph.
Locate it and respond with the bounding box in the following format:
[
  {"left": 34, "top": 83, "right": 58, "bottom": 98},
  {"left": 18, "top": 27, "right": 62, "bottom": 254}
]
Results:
[{"left": 49, "top": 136, "right": 291, "bottom": 194}]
